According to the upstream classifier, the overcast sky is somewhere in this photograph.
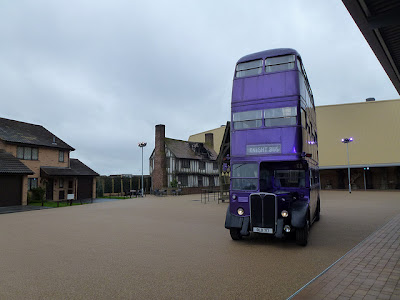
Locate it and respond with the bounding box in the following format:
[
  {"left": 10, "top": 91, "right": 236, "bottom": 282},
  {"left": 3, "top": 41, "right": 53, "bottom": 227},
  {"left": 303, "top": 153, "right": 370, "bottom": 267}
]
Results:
[{"left": 1, "top": 1, "right": 398, "bottom": 175}]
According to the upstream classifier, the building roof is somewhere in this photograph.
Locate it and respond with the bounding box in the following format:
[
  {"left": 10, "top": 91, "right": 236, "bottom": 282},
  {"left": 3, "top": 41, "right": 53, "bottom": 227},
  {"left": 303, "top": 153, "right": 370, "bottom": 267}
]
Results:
[
  {"left": 40, "top": 159, "right": 99, "bottom": 177},
  {"left": 0, "top": 149, "right": 34, "bottom": 175},
  {"left": 0, "top": 117, "right": 75, "bottom": 151},
  {"left": 165, "top": 138, "right": 217, "bottom": 161},
  {"left": 188, "top": 126, "right": 226, "bottom": 154},
  {"left": 342, "top": 0, "right": 400, "bottom": 94}
]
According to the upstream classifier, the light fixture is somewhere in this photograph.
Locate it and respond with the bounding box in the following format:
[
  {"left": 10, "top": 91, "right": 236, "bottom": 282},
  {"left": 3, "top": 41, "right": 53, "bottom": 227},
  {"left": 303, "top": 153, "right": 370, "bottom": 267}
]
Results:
[
  {"left": 138, "top": 142, "right": 147, "bottom": 197},
  {"left": 341, "top": 137, "right": 354, "bottom": 193}
]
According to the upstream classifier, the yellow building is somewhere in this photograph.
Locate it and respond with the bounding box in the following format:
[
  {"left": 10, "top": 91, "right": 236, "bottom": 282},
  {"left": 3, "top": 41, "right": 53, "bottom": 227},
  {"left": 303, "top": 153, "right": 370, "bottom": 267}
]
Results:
[
  {"left": 188, "top": 126, "right": 226, "bottom": 154},
  {"left": 191, "top": 99, "right": 400, "bottom": 190},
  {"left": 317, "top": 99, "right": 400, "bottom": 190}
]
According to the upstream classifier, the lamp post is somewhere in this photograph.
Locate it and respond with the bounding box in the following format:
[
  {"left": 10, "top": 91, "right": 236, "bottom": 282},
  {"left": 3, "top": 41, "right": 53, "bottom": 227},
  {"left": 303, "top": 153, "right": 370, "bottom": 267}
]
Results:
[
  {"left": 138, "top": 142, "right": 147, "bottom": 197},
  {"left": 341, "top": 137, "right": 353, "bottom": 193}
]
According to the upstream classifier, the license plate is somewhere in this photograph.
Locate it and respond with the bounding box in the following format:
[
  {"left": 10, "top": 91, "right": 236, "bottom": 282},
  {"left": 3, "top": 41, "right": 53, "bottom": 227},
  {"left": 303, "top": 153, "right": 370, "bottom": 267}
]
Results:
[{"left": 253, "top": 227, "right": 273, "bottom": 234}]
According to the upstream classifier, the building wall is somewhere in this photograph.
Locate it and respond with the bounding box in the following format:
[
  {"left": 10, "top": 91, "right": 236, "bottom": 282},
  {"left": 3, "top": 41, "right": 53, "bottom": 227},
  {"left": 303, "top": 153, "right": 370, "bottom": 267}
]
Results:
[
  {"left": 21, "top": 175, "right": 28, "bottom": 205},
  {"left": 0, "top": 144, "right": 70, "bottom": 178},
  {"left": 153, "top": 125, "right": 168, "bottom": 189},
  {"left": 188, "top": 126, "right": 226, "bottom": 154},
  {"left": 92, "top": 177, "right": 96, "bottom": 199},
  {"left": 164, "top": 148, "right": 218, "bottom": 188},
  {"left": 317, "top": 99, "right": 400, "bottom": 167}
]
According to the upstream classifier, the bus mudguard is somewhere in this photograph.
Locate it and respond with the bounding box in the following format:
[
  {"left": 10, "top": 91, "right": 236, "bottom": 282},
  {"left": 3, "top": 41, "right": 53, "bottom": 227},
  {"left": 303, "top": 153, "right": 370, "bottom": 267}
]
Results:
[
  {"left": 240, "top": 217, "right": 250, "bottom": 236},
  {"left": 275, "top": 218, "right": 284, "bottom": 238},
  {"left": 225, "top": 206, "right": 250, "bottom": 233},
  {"left": 291, "top": 201, "right": 309, "bottom": 228}
]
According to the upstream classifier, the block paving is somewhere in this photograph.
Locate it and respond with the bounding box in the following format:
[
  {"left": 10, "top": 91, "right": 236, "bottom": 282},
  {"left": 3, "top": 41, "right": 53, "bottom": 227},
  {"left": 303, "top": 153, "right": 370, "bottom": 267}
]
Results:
[{"left": 290, "top": 213, "right": 400, "bottom": 300}]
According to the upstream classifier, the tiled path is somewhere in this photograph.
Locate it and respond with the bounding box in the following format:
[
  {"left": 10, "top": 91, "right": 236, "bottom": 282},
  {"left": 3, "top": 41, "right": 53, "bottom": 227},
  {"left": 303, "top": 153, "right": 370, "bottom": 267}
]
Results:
[{"left": 289, "top": 213, "right": 400, "bottom": 300}]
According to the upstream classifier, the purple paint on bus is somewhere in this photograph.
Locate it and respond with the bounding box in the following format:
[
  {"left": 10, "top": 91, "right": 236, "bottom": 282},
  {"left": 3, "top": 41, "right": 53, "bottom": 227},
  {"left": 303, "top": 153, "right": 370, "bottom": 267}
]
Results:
[{"left": 225, "top": 48, "right": 321, "bottom": 246}]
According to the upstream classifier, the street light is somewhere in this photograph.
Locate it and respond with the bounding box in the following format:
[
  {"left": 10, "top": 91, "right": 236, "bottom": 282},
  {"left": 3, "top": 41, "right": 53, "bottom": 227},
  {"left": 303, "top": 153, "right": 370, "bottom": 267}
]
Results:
[
  {"left": 341, "top": 137, "right": 353, "bottom": 193},
  {"left": 138, "top": 142, "right": 147, "bottom": 197}
]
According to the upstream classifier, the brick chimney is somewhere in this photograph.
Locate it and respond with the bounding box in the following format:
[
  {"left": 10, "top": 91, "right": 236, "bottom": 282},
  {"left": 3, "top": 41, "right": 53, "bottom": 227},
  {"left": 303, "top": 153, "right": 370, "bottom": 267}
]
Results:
[
  {"left": 153, "top": 124, "right": 168, "bottom": 189},
  {"left": 205, "top": 133, "right": 214, "bottom": 150}
]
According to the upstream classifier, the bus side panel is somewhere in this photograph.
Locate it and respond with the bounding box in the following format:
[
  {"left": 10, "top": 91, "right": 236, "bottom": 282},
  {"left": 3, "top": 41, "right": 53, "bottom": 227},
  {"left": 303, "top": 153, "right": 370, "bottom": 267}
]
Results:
[
  {"left": 231, "top": 127, "right": 301, "bottom": 158},
  {"left": 232, "top": 71, "right": 299, "bottom": 103}
]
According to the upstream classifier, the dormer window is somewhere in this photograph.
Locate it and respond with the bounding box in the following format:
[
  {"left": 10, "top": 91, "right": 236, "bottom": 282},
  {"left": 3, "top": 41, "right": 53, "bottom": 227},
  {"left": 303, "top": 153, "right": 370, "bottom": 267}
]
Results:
[{"left": 59, "top": 150, "right": 65, "bottom": 162}]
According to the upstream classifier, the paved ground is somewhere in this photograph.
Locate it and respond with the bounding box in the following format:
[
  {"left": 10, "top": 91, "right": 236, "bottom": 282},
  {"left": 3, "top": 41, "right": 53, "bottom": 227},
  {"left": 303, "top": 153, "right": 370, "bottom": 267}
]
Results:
[
  {"left": 290, "top": 213, "right": 400, "bottom": 300},
  {"left": 0, "top": 198, "right": 127, "bottom": 215},
  {"left": 0, "top": 191, "right": 399, "bottom": 300},
  {"left": 0, "top": 205, "right": 52, "bottom": 214}
]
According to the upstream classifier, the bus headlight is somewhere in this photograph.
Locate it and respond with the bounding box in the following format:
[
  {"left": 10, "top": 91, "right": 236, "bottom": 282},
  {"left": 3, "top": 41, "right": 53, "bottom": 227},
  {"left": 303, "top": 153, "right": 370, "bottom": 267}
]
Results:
[
  {"left": 281, "top": 210, "right": 289, "bottom": 218},
  {"left": 237, "top": 207, "right": 244, "bottom": 216}
]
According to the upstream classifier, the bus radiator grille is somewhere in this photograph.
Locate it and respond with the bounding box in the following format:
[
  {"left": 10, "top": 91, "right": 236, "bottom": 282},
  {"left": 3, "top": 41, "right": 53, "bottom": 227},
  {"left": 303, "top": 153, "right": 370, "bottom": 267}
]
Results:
[{"left": 250, "top": 194, "right": 276, "bottom": 230}]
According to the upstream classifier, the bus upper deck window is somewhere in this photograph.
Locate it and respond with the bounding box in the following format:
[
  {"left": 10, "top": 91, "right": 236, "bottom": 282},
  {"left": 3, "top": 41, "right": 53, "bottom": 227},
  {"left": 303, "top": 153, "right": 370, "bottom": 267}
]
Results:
[
  {"left": 233, "top": 110, "right": 262, "bottom": 130},
  {"left": 265, "top": 54, "right": 295, "bottom": 73},
  {"left": 235, "top": 59, "right": 263, "bottom": 78},
  {"left": 264, "top": 107, "right": 297, "bottom": 127}
]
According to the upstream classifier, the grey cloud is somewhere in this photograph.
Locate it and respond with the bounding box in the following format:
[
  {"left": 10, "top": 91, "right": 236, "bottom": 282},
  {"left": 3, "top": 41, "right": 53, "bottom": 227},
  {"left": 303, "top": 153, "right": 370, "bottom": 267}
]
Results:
[{"left": 1, "top": 0, "right": 397, "bottom": 175}]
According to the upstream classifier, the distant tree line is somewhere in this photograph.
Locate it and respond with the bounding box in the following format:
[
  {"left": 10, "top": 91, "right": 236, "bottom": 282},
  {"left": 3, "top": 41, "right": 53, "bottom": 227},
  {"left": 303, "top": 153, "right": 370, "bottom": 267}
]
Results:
[{"left": 96, "top": 175, "right": 151, "bottom": 196}]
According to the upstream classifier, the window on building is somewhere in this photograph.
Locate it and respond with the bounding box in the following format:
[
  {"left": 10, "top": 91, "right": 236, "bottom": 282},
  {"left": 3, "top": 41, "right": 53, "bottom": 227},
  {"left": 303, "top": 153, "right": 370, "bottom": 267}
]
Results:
[
  {"left": 59, "top": 179, "right": 64, "bottom": 188},
  {"left": 213, "top": 162, "right": 218, "bottom": 170},
  {"left": 17, "top": 147, "right": 38, "bottom": 160},
  {"left": 235, "top": 59, "right": 263, "bottom": 78},
  {"left": 182, "top": 159, "right": 190, "bottom": 169},
  {"left": 178, "top": 175, "right": 188, "bottom": 187},
  {"left": 59, "top": 151, "right": 65, "bottom": 162},
  {"left": 209, "top": 176, "right": 215, "bottom": 186},
  {"left": 28, "top": 178, "right": 38, "bottom": 190},
  {"left": 199, "top": 161, "right": 205, "bottom": 170},
  {"left": 198, "top": 176, "right": 203, "bottom": 187},
  {"left": 59, "top": 190, "right": 65, "bottom": 200}
]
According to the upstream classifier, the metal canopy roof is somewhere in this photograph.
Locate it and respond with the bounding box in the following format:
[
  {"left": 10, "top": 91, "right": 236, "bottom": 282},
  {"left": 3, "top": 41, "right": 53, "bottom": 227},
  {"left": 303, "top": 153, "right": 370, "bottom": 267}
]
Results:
[{"left": 342, "top": 0, "right": 400, "bottom": 94}]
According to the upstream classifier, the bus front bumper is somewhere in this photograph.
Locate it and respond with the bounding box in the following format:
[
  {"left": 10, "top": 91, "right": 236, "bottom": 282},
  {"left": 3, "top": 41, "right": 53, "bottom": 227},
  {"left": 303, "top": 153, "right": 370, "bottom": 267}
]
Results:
[{"left": 225, "top": 206, "right": 287, "bottom": 238}]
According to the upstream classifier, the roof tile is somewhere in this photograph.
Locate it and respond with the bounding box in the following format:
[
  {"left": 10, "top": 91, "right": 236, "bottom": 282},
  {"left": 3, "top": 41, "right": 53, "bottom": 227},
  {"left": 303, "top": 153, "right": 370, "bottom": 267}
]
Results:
[
  {"left": 0, "top": 118, "right": 74, "bottom": 150},
  {"left": 0, "top": 150, "right": 34, "bottom": 174}
]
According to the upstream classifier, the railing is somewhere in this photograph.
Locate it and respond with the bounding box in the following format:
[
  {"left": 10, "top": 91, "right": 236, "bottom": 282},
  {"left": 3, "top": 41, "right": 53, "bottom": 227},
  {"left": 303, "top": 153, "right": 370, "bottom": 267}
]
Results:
[{"left": 200, "top": 187, "right": 220, "bottom": 204}]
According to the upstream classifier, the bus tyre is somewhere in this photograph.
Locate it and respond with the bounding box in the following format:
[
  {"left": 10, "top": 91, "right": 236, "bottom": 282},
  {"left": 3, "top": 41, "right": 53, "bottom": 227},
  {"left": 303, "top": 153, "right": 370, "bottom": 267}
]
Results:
[
  {"left": 315, "top": 199, "right": 321, "bottom": 222},
  {"left": 230, "top": 228, "right": 242, "bottom": 240},
  {"left": 296, "top": 219, "right": 309, "bottom": 246}
]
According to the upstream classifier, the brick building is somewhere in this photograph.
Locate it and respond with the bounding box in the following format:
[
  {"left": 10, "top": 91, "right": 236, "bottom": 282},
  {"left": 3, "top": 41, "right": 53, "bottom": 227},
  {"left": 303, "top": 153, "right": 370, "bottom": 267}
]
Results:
[
  {"left": 149, "top": 124, "right": 219, "bottom": 192},
  {"left": 0, "top": 117, "right": 99, "bottom": 206}
]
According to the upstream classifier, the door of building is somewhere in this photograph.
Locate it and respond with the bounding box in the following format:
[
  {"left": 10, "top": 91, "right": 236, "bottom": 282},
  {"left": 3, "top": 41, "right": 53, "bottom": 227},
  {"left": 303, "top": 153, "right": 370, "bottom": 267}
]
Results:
[
  {"left": 46, "top": 179, "right": 54, "bottom": 200},
  {"left": 0, "top": 175, "right": 22, "bottom": 206}
]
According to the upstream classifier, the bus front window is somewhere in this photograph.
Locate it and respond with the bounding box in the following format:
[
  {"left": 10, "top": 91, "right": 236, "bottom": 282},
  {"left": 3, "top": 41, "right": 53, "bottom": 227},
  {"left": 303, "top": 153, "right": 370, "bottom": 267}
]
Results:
[
  {"left": 231, "top": 163, "right": 258, "bottom": 191},
  {"left": 274, "top": 170, "right": 306, "bottom": 188}
]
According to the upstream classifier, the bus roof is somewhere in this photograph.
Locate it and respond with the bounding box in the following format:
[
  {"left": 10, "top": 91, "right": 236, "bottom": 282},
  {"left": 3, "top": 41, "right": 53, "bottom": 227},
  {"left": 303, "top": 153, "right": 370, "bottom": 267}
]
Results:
[{"left": 237, "top": 48, "right": 300, "bottom": 64}]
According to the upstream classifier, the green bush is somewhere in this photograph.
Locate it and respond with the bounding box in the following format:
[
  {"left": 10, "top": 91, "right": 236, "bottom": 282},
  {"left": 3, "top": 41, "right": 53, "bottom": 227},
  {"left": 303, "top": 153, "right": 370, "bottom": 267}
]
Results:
[
  {"left": 30, "top": 187, "right": 45, "bottom": 202},
  {"left": 170, "top": 179, "right": 178, "bottom": 188}
]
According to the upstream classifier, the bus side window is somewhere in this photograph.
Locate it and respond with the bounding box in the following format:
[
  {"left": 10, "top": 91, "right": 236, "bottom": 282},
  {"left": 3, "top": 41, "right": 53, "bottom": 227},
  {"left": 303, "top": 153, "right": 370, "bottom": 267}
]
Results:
[{"left": 301, "top": 108, "right": 306, "bottom": 128}]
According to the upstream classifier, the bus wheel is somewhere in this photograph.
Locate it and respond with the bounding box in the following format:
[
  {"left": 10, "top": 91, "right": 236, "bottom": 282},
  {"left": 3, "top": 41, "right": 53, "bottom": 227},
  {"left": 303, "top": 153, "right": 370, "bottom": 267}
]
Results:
[
  {"left": 230, "top": 228, "right": 242, "bottom": 240},
  {"left": 296, "top": 219, "right": 309, "bottom": 246},
  {"left": 315, "top": 199, "right": 321, "bottom": 222}
]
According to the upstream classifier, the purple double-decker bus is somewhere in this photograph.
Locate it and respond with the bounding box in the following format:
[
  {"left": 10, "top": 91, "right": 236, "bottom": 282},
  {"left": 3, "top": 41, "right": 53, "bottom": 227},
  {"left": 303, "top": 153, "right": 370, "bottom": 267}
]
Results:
[{"left": 224, "top": 48, "right": 320, "bottom": 246}]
